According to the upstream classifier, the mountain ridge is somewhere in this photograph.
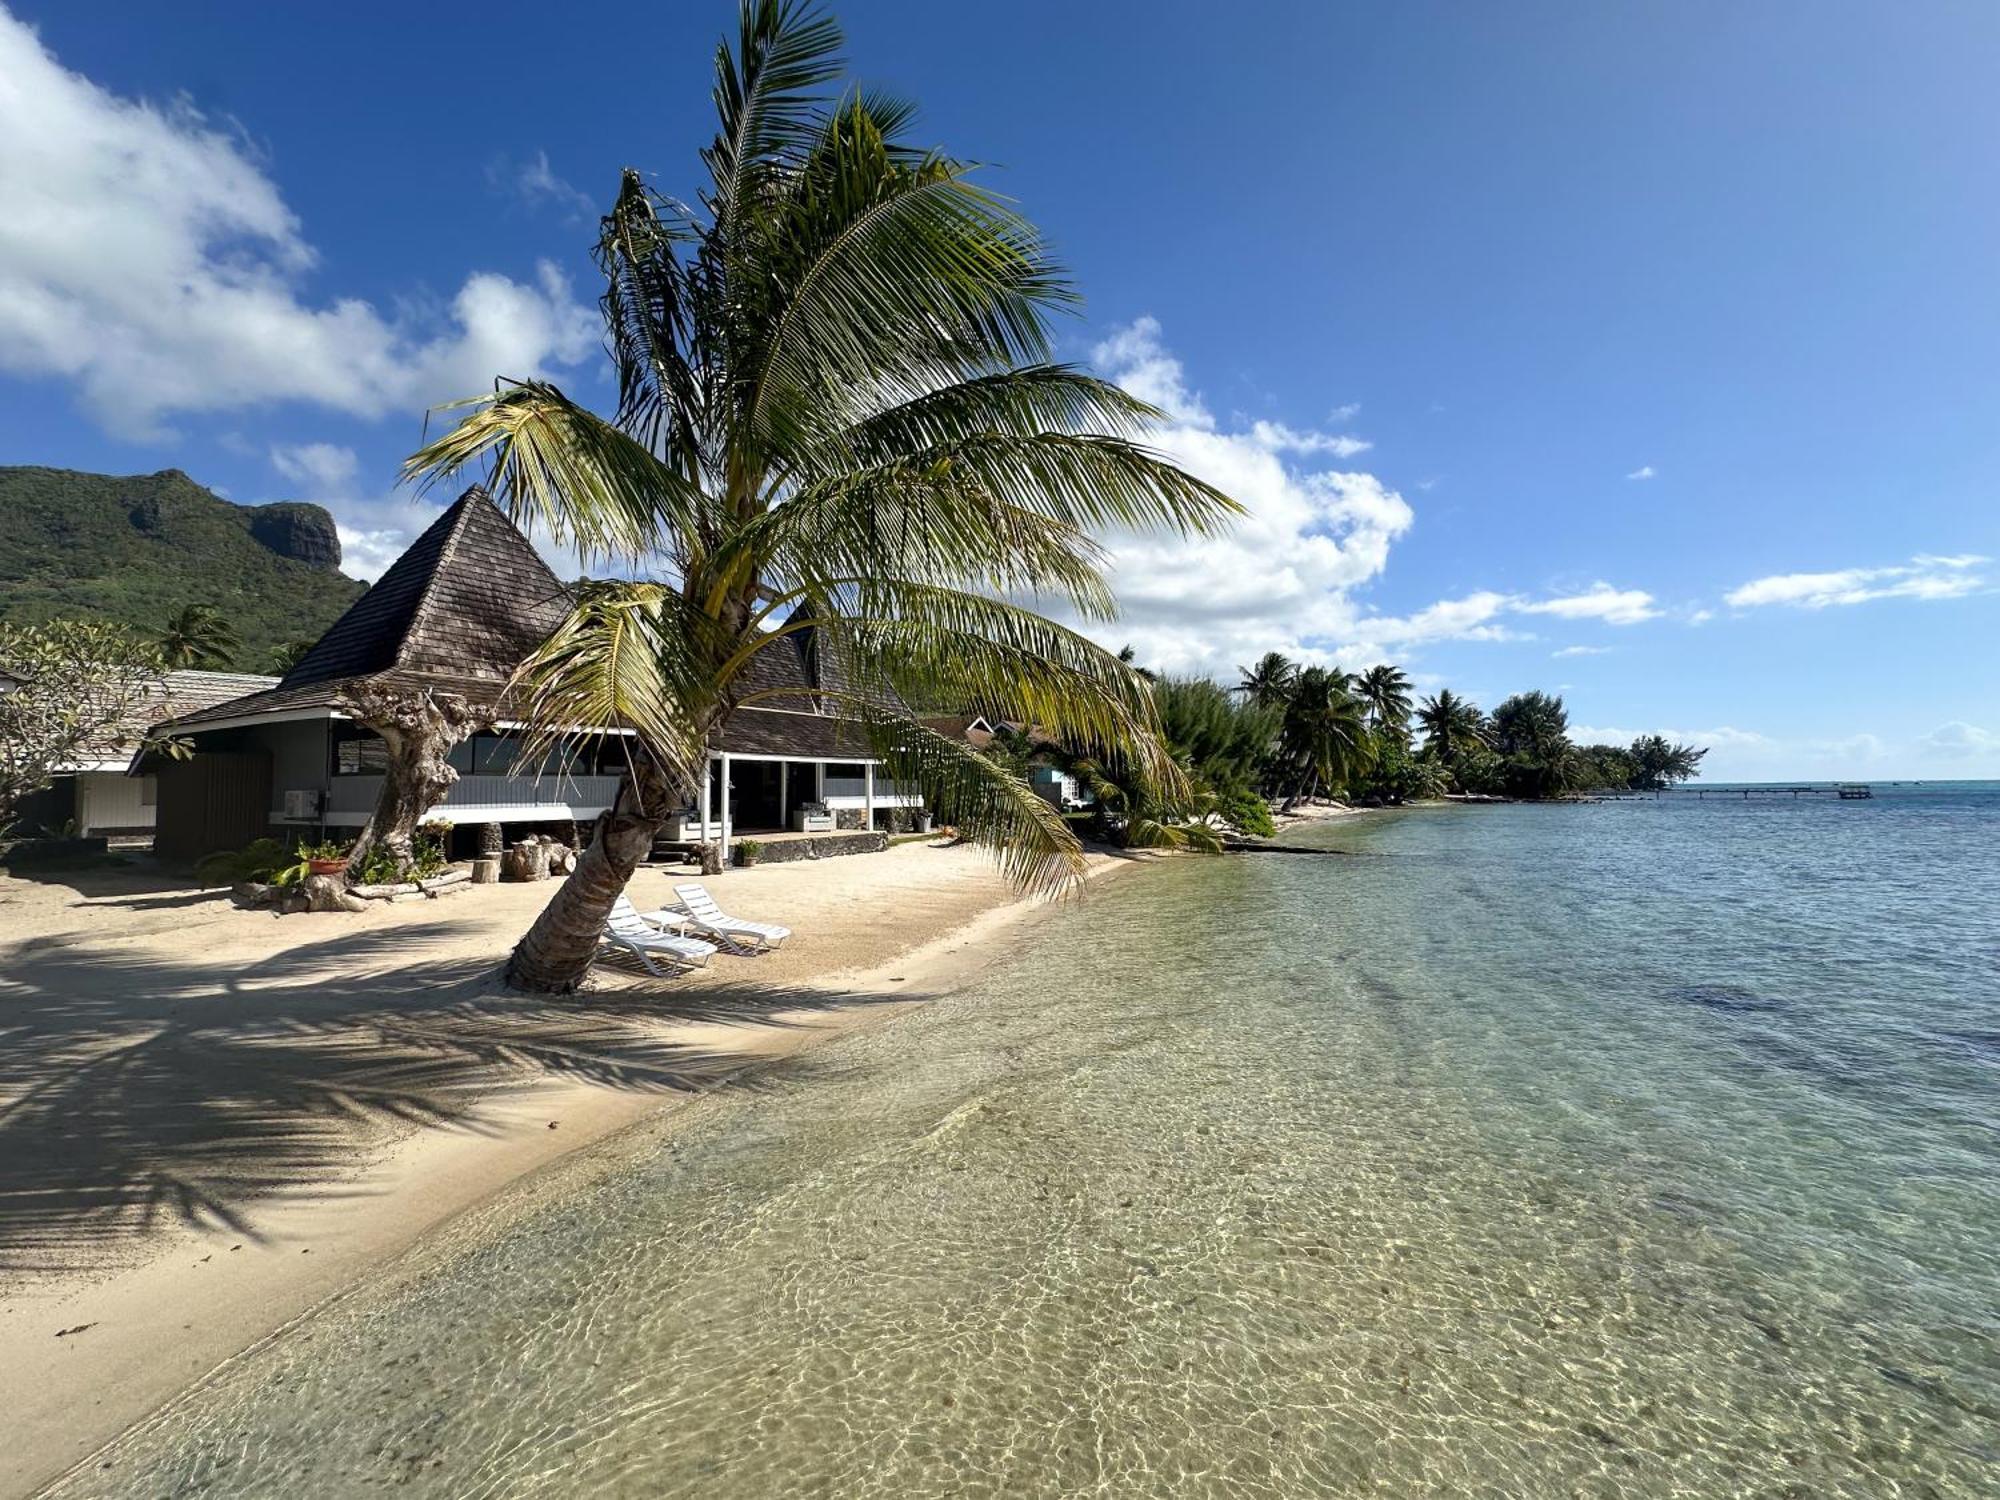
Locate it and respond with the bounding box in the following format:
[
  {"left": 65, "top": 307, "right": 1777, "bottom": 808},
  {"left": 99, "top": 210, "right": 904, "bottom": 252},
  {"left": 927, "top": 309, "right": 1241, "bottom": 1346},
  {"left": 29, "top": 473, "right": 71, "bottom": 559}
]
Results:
[{"left": 0, "top": 465, "right": 370, "bottom": 671}]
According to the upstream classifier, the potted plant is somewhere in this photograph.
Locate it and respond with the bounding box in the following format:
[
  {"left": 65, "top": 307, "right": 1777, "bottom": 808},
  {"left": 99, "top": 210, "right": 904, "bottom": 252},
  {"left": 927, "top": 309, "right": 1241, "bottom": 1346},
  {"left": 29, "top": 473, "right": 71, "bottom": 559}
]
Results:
[
  {"left": 735, "top": 838, "right": 764, "bottom": 868},
  {"left": 302, "top": 837, "right": 351, "bottom": 878}
]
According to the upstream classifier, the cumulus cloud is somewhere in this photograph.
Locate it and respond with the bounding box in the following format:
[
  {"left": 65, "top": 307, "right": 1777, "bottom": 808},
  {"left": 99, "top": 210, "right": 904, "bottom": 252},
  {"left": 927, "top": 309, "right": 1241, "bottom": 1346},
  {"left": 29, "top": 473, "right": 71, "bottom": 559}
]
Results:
[
  {"left": 1082, "top": 317, "right": 1415, "bottom": 674},
  {"left": 1328, "top": 402, "right": 1361, "bottom": 423},
  {"left": 1077, "top": 318, "right": 1674, "bottom": 676},
  {"left": 0, "top": 9, "right": 597, "bottom": 437},
  {"left": 1516, "top": 583, "right": 1660, "bottom": 626},
  {"left": 1724, "top": 554, "right": 1989, "bottom": 610},
  {"left": 1626, "top": 464, "right": 1656, "bottom": 481},
  {"left": 270, "top": 440, "right": 358, "bottom": 491}
]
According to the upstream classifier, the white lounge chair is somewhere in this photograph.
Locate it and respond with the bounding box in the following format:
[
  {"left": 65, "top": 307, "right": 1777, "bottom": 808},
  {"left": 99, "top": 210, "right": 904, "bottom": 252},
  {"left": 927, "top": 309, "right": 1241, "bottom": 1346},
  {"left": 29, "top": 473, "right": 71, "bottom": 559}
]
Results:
[
  {"left": 670, "top": 883, "right": 791, "bottom": 954},
  {"left": 604, "top": 896, "right": 718, "bottom": 975}
]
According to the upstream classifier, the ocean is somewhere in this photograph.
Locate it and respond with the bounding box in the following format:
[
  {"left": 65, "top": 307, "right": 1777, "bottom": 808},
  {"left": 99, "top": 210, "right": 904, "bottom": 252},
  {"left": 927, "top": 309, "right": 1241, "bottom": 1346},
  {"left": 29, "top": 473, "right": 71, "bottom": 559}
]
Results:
[{"left": 58, "top": 784, "right": 2000, "bottom": 1497}]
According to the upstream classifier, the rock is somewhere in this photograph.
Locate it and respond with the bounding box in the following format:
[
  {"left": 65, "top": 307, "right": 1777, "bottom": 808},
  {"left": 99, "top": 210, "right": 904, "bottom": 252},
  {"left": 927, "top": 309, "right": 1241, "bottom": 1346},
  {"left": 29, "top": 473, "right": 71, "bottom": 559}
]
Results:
[{"left": 244, "top": 501, "right": 343, "bottom": 571}]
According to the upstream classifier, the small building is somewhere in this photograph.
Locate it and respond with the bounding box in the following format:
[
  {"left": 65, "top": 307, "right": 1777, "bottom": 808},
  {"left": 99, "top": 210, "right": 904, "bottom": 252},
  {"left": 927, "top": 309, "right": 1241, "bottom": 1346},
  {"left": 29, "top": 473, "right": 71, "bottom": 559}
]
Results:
[
  {"left": 144, "top": 487, "right": 923, "bottom": 862},
  {"left": 1, "top": 666, "right": 276, "bottom": 841}
]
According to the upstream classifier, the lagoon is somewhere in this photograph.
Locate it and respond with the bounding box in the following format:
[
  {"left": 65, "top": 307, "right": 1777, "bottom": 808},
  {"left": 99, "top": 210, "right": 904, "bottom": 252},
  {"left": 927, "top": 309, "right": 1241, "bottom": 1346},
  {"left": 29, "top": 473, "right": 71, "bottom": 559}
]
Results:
[{"left": 61, "top": 788, "right": 2000, "bottom": 1497}]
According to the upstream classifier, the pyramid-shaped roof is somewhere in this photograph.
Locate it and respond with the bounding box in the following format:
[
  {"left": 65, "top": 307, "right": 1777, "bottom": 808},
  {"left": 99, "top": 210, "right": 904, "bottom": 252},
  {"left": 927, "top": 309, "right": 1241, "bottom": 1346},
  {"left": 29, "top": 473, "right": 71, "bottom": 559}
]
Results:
[
  {"left": 159, "top": 487, "right": 573, "bottom": 731},
  {"left": 279, "top": 487, "right": 568, "bottom": 690}
]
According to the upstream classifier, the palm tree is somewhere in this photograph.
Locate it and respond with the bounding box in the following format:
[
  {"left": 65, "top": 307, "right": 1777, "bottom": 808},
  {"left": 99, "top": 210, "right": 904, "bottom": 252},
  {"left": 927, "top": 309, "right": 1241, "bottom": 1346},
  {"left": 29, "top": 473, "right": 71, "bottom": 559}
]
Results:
[
  {"left": 1234, "top": 651, "right": 1297, "bottom": 710},
  {"left": 405, "top": 1, "right": 1238, "bottom": 993},
  {"left": 1277, "top": 666, "right": 1371, "bottom": 803},
  {"left": 157, "top": 604, "right": 238, "bottom": 669},
  {"left": 1416, "top": 689, "right": 1486, "bottom": 761},
  {"left": 268, "top": 639, "right": 317, "bottom": 674},
  {"left": 1355, "top": 663, "right": 1412, "bottom": 732}
]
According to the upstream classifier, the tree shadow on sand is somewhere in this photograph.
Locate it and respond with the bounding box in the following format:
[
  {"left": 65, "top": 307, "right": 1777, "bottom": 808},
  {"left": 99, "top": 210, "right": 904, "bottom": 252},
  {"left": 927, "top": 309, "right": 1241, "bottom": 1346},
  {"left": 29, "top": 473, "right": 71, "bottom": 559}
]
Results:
[{"left": 0, "top": 921, "right": 903, "bottom": 1276}]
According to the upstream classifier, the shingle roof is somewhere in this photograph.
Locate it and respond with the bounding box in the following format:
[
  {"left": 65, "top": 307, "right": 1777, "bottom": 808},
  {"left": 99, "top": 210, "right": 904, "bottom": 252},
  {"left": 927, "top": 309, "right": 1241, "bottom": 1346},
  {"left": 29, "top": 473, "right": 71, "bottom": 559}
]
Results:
[
  {"left": 59, "top": 670, "right": 276, "bottom": 767},
  {"left": 278, "top": 487, "right": 567, "bottom": 690},
  {"left": 160, "top": 488, "right": 571, "bottom": 733},
  {"left": 154, "top": 490, "right": 903, "bottom": 764}
]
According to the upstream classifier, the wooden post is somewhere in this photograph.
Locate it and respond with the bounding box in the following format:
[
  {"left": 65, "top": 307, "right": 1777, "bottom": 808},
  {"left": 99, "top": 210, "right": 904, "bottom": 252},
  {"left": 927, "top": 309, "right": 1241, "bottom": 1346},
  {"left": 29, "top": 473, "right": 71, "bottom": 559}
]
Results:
[
  {"left": 719, "top": 752, "right": 732, "bottom": 846},
  {"left": 779, "top": 762, "right": 789, "bottom": 831},
  {"left": 863, "top": 763, "right": 875, "bottom": 832},
  {"left": 699, "top": 758, "right": 712, "bottom": 840}
]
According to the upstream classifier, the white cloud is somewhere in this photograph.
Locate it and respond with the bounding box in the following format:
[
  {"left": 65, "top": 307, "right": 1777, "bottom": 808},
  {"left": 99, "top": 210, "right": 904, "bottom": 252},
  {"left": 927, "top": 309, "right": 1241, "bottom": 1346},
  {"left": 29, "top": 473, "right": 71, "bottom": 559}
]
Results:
[
  {"left": 1080, "top": 319, "right": 1680, "bottom": 677},
  {"left": 1915, "top": 722, "right": 2000, "bottom": 759},
  {"left": 1328, "top": 402, "right": 1361, "bottom": 423},
  {"left": 1552, "top": 645, "right": 1613, "bottom": 658},
  {"left": 0, "top": 9, "right": 597, "bottom": 438},
  {"left": 270, "top": 440, "right": 358, "bottom": 491},
  {"left": 1724, "top": 554, "right": 1989, "bottom": 610},
  {"left": 1248, "top": 420, "right": 1372, "bottom": 458},
  {"left": 1516, "top": 583, "right": 1661, "bottom": 626},
  {"left": 1626, "top": 464, "right": 1656, "bottom": 481},
  {"left": 1082, "top": 317, "right": 1415, "bottom": 675},
  {"left": 489, "top": 148, "right": 597, "bottom": 221}
]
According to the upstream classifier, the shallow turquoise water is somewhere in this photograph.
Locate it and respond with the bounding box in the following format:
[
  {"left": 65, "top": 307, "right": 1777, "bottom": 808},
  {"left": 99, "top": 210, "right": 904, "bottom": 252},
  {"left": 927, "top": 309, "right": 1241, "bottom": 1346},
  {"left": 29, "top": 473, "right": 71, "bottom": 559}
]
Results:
[{"left": 61, "top": 790, "right": 2000, "bottom": 1496}]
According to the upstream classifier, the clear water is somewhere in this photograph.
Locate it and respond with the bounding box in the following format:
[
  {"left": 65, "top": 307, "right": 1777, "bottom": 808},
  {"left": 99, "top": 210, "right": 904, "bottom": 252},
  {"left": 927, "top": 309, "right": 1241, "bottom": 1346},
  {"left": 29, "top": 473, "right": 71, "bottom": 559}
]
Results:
[{"left": 61, "top": 788, "right": 2000, "bottom": 1497}]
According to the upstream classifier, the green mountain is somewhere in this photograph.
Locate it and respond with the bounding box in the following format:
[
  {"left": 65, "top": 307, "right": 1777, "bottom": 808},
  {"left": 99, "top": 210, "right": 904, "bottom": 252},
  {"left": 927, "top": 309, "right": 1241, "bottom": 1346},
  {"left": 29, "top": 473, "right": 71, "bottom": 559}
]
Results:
[{"left": 0, "top": 466, "right": 369, "bottom": 672}]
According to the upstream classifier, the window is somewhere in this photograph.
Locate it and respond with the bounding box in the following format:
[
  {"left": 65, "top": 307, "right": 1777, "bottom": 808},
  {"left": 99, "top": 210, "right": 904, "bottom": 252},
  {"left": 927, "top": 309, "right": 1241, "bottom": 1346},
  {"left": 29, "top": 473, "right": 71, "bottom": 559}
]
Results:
[{"left": 139, "top": 776, "right": 157, "bottom": 808}]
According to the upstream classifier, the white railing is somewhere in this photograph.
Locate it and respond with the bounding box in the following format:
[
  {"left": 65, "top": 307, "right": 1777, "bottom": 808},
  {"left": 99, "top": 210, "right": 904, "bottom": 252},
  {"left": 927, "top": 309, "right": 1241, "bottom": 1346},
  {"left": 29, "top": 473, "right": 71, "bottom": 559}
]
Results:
[{"left": 322, "top": 773, "right": 622, "bottom": 818}]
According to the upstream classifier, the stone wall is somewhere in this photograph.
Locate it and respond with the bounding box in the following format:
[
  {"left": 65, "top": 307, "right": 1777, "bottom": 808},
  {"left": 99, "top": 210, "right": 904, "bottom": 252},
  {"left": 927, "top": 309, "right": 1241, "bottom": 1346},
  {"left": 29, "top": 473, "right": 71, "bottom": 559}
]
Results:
[{"left": 742, "top": 831, "right": 888, "bottom": 865}]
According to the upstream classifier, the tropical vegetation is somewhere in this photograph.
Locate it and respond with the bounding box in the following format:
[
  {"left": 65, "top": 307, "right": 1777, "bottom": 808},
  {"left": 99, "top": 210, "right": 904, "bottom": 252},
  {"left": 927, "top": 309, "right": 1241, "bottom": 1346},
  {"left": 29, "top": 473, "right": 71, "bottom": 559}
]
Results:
[
  {"left": 0, "top": 466, "right": 365, "bottom": 667},
  {"left": 403, "top": 0, "right": 1238, "bottom": 992},
  {"left": 0, "top": 619, "right": 188, "bottom": 836},
  {"left": 157, "top": 603, "right": 240, "bottom": 669}
]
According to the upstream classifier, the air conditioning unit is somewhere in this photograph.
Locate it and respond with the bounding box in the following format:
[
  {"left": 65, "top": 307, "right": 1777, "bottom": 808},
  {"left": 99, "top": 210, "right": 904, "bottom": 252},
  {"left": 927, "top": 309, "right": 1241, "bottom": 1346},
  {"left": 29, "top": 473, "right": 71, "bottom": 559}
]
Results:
[{"left": 283, "top": 789, "right": 323, "bottom": 820}]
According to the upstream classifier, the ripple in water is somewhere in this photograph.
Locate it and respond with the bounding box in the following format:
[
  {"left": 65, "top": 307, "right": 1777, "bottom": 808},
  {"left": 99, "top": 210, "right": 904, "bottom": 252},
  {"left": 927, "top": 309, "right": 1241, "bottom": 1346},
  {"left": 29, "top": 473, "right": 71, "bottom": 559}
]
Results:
[{"left": 58, "top": 789, "right": 2000, "bottom": 1497}]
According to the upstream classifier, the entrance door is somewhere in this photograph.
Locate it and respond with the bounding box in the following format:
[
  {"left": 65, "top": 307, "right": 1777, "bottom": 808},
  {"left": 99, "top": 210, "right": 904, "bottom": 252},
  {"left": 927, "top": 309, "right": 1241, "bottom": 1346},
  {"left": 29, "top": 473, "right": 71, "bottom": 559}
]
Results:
[{"left": 728, "top": 759, "right": 784, "bottom": 832}]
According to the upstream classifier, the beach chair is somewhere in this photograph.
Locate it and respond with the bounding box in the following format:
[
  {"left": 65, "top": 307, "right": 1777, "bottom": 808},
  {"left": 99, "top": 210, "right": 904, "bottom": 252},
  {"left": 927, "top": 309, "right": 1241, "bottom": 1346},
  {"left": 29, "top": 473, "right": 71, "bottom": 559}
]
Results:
[
  {"left": 604, "top": 895, "right": 718, "bottom": 976},
  {"left": 670, "top": 883, "right": 791, "bottom": 954}
]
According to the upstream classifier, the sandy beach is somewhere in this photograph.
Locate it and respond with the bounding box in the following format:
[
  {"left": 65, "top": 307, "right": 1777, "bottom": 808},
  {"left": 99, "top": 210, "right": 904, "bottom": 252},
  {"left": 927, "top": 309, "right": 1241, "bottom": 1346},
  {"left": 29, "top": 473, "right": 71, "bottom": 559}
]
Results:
[{"left": 0, "top": 841, "right": 1138, "bottom": 1498}]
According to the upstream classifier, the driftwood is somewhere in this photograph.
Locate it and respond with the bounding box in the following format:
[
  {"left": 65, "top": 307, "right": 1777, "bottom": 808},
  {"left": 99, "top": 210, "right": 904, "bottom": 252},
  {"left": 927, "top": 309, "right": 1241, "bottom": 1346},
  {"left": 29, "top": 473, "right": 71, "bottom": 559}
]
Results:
[{"left": 338, "top": 682, "right": 493, "bottom": 877}]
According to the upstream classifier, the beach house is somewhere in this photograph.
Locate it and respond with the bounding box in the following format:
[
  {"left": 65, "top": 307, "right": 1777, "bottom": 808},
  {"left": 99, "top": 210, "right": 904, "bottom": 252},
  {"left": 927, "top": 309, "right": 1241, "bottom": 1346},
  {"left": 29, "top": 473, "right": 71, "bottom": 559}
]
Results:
[
  {"left": 2, "top": 665, "right": 276, "bottom": 841},
  {"left": 141, "top": 487, "right": 924, "bottom": 861}
]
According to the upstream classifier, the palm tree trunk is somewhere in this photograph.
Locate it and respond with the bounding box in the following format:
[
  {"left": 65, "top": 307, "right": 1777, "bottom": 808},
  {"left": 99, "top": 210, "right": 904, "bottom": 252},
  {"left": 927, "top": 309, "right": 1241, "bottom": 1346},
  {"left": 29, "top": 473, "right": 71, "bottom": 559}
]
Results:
[{"left": 504, "top": 755, "right": 684, "bottom": 993}]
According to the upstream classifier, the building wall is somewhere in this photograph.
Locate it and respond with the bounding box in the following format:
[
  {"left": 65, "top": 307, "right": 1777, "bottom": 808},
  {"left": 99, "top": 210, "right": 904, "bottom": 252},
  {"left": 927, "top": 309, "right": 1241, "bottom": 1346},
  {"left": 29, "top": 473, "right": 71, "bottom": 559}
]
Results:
[
  {"left": 265, "top": 720, "right": 333, "bottom": 823},
  {"left": 76, "top": 771, "right": 155, "bottom": 835}
]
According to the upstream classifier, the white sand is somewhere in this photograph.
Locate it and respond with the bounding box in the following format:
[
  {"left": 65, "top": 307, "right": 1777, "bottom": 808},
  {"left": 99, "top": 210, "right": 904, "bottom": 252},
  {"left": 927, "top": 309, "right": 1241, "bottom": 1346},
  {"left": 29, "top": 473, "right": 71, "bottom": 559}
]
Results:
[{"left": 0, "top": 841, "right": 1141, "bottom": 1498}]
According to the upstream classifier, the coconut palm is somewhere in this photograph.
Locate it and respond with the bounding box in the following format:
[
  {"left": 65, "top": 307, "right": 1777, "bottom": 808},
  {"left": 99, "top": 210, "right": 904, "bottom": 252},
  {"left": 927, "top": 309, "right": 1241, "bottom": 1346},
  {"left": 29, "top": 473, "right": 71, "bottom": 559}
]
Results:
[
  {"left": 156, "top": 604, "right": 238, "bottom": 669},
  {"left": 404, "top": 0, "right": 1238, "bottom": 992},
  {"left": 1234, "top": 650, "right": 1297, "bottom": 710},
  {"left": 1277, "top": 666, "right": 1372, "bottom": 802},
  {"left": 268, "top": 639, "right": 317, "bottom": 674},
  {"left": 1355, "top": 663, "right": 1412, "bottom": 732},
  {"left": 1416, "top": 689, "right": 1486, "bottom": 760}
]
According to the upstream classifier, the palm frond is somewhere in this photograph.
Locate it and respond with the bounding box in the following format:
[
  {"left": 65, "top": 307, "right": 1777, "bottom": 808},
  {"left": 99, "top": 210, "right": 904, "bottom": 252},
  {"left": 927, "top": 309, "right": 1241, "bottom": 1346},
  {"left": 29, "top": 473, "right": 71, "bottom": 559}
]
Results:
[
  {"left": 504, "top": 583, "right": 719, "bottom": 796},
  {"left": 404, "top": 383, "right": 710, "bottom": 565}
]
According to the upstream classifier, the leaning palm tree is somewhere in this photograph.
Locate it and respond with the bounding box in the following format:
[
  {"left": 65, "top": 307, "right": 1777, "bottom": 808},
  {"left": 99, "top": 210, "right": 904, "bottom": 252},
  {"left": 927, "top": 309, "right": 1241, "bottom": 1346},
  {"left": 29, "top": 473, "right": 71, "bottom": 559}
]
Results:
[
  {"left": 157, "top": 603, "right": 238, "bottom": 669},
  {"left": 1355, "top": 663, "right": 1412, "bottom": 732},
  {"left": 1234, "top": 650, "right": 1297, "bottom": 710},
  {"left": 405, "top": 0, "right": 1238, "bottom": 992}
]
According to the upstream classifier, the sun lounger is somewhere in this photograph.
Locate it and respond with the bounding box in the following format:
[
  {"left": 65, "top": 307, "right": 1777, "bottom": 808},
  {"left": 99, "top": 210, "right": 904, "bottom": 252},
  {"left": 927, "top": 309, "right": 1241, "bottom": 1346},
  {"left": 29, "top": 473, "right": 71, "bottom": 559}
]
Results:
[
  {"left": 604, "top": 896, "right": 718, "bottom": 975},
  {"left": 670, "top": 883, "right": 791, "bottom": 953}
]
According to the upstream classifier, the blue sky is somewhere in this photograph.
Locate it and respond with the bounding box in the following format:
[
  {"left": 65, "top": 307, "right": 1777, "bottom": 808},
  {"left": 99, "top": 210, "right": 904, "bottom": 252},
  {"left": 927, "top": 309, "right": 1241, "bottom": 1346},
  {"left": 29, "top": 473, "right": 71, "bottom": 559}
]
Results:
[{"left": 3, "top": 1, "right": 1997, "bottom": 779}]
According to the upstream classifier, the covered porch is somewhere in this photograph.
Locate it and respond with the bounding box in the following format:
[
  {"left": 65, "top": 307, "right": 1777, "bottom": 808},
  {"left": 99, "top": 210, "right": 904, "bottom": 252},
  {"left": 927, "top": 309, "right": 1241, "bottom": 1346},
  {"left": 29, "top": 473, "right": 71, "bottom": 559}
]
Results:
[{"left": 682, "top": 752, "right": 927, "bottom": 844}]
